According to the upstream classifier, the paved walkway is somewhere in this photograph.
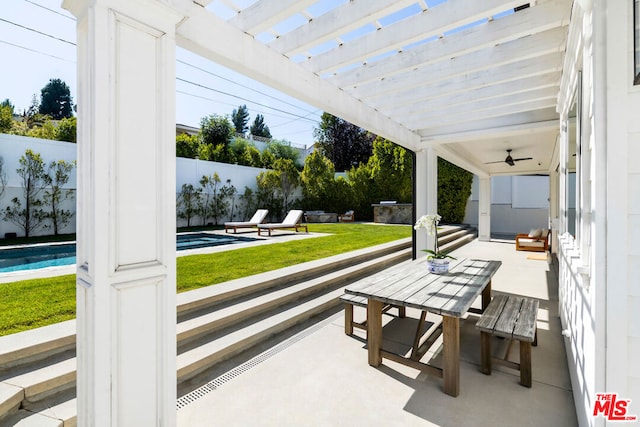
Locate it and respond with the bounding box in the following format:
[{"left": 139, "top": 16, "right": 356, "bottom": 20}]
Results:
[{"left": 177, "top": 239, "right": 577, "bottom": 426}]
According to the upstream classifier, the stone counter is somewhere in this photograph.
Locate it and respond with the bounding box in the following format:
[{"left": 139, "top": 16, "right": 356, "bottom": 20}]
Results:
[
  {"left": 304, "top": 211, "right": 338, "bottom": 223},
  {"left": 372, "top": 203, "right": 412, "bottom": 224}
]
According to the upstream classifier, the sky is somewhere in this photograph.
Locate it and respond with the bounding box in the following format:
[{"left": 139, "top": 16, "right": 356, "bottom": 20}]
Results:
[{"left": 0, "top": 0, "right": 324, "bottom": 148}]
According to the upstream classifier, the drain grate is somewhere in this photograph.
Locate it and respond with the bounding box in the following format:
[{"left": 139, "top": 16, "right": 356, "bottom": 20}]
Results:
[{"left": 176, "top": 315, "right": 335, "bottom": 410}]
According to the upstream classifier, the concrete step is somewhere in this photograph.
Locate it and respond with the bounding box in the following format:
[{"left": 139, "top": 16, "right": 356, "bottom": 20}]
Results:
[
  {"left": 0, "top": 238, "right": 412, "bottom": 422},
  {"left": 0, "top": 321, "right": 75, "bottom": 374},
  {"left": 177, "top": 287, "right": 346, "bottom": 384},
  {"left": 440, "top": 230, "right": 477, "bottom": 254},
  {"left": 437, "top": 224, "right": 470, "bottom": 238},
  {"left": 177, "top": 248, "right": 411, "bottom": 347},
  {"left": 2, "top": 395, "right": 77, "bottom": 427},
  {"left": 177, "top": 238, "right": 411, "bottom": 319},
  {"left": 438, "top": 227, "right": 473, "bottom": 246},
  {"left": 1, "top": 358, "right": 75, "bottom": 405}
]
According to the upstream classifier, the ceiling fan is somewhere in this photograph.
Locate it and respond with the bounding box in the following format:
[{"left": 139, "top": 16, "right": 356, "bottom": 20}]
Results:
[{"left": 485, "top": 149, "right": 532, "bottom": 167}]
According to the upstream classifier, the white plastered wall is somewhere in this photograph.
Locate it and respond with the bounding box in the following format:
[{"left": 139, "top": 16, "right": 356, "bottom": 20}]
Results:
[{"left": 603, "top": 0, "right": 640, "bottom": 417}]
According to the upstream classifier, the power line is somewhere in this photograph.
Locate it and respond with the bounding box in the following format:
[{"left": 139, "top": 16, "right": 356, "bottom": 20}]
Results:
[
  {"left": 24, "top": 0, "right": 76, "bottom": 21},
  {"left": 0, "top": 39, "right": 74, "bottom": 63},
  {"left": 0, "top": 17, "right": 76, "bottom": 46},
  {"left": 176, "top": 77, "right": 320, "bottom": 123},
  {"left": 2, "top": 9, "right": 322, "bottom": 130},
  {"left": 177, "top": 90, "right": 318, "bottom": 124},
  {"left": 15, "top": 4, "right": 319, "bottom": 121},
  {"left": 177, "top": 59, "right": 319, "bottom": 116},
  {"left": 269, "top": 109, "right": 322, "bottom": 128}
]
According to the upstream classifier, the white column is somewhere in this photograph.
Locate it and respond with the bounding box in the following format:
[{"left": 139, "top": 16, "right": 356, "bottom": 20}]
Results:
[
  {"left": 414, "top": 148, "right": 438, "bottom": 255},
  {"left": 478, "top": 177, "right": 491, "bottom": 241},
  {"left": 415, "top": 150, "right": 427, "bottom": 254},
  {"left": 63, "top": 0, "right": 183, "bottom": 425}
]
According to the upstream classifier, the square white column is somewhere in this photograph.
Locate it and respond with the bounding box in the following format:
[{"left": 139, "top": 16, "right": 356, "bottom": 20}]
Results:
[
  {"left": 63, "top": 0, "right": 184, "bottom": 425},
  {"left": 478, "top": 177, "right": 491, "bottom": 241},
  {"left": 414, "top": 148, "right": 438, "bottom": 254}
]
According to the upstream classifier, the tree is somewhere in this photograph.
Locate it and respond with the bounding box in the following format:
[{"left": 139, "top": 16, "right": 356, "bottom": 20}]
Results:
[
  {"left": 266, "top": 139, "right": 300, "bottom": 167},
  {"left": 240, "top": 144, "right": 262, "bottom": 167},
  {"left": 438, "top": 158, "right": 473, "bottom": 223},
  {"left": 176, "top": 133, "right": 199, "bottom": 158},
  {"left": 39, "top": 78, "right": 74, "bottom": 119},
  {"left": 238, "top": 187, "right": 256, "bottom": 221},
  {"left": 42, "top": 160, "right": 76, "bottom": 235},
  {"left": 368, "top": 137, "right": 412, "bottom": 203},
  {"left": 301, "top": 151, "right": 335, "bottom": 210},
  {"left": 0, "top": 156, "right": 7, "bottom": 201},
  {"left": 0, "top": 104, "right": 12, "bottom": 133},
  {"left": 3, "top": 149, "right": 46, "bottom": 237},
  {"left": 250, "top": 114, "right": 271, "bottom": 138},
  {"left": 231, "top": 105, "right": 249, "bottom": 135},
  {"left": 260, "top": 149, "right": 276, "bottom": 169},
  {"left": 198, "top": 173, "right": 220, "bottom": 225},
  {"left": 56, "top": 116, "right": 77, "bottom": 143},
  {"left": 272, "top": 158, "right": 300, "bottom": 213},
  {"left": 0, "top": 99, "right": 14, "bottom": 112},
  {"left": 199, "top": 114, "right": 234, "bottom": 162},
  {"left": 24, "top": 94, "right": 47, "bottom": 129},
  {"left": 27, "top": 119, "right": 57, "bottom": 140},
  {"left": 346, "top": 137, "right": 412, "bottom": 221},
  {"left": 313, "top": 112, "right": 374, "bottom": 171},
  {"left": 177, "top": 183, "right": 201, "bottom": 227},
  {"left": 256, "top": 170, "right": 283, "bottom": 221}
]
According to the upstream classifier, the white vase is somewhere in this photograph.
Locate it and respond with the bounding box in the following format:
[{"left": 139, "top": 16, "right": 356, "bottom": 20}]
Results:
[{"left": 427, "top": 258, "right": 449, "bottom": 274}]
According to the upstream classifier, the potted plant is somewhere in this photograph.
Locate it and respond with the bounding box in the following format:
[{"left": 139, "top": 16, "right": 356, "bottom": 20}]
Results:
[{"left": 414, "top": 213, "right": 456, "bottom": 274}]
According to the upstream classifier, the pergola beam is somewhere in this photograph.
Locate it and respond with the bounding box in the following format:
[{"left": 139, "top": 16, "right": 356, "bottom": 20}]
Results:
[
  {"left": 350, "top": 27, "right": 566, "bottom": 104},
  {"left": 406, "top": 99, "right": 557, "bottom": 130},
  {"left": 176, "top": 5, "right": 420, "bottom": 149},
  {"left": 330, "top": 5, "right": 569, "bottom": 89},
  {"left": 268, "top": 0, "right": 415, "bottom": 57},
  {"left": 364, "top": 53, "right": 563, "bottom": 109},
  {"left": 388, "top": 72, "right": 561, "bottom": 115},
  {"left": 403, "top": 86, "right": 560, "bottom": 123},
  {"left": 418, "top": 108, "right": 559, "bottom": 139},
  {"left": 229, "top": 0, "right": 316, "bottom": 35},
  {"left": 302, "top": 0, "right": 541, "bottom": 75}
]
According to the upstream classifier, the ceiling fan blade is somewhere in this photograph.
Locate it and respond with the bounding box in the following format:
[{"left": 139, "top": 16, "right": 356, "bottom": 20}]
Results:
[
  {"left": 513, "top": 157, "right": 533, "bottom": 162},
  {"left": 484, "top": 160, "right": 506, "bottom": 164}
]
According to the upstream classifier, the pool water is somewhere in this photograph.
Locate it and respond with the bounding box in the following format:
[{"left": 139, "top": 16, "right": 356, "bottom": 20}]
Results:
[{"left": 0, "top": 233, "right": 257, "bottom": 273}]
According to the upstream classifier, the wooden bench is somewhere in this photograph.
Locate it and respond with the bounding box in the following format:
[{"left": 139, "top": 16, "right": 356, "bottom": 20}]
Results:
[
  {"left": 475, "top": 294, "right": 539, "bottom": 387},
  {"left": 339, "top": 294, "right": 405, "bottom": 336}
]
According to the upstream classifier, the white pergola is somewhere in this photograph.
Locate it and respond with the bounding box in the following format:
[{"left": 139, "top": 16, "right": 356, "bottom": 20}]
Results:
[{"left": 61, "top": 0, "right": 572, "bottom": 424}]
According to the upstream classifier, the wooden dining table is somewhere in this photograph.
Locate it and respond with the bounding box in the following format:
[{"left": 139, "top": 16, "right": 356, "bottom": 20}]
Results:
[{"left": 344, "top": 257, "right": 501, "bottom": 397}]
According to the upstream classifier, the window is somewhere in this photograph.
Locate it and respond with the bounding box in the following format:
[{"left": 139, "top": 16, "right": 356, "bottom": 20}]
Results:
[
  {"left": 565, "top": 72, "right": 581, "bottom": 240},
  {"left": 566, "top": 99, "right": 577, "bottom": 238}
]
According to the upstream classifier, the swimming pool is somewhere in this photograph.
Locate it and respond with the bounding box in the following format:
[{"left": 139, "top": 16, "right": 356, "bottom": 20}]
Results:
[{"left": 0, "top": 233, "right": 258, "bottom": 273}]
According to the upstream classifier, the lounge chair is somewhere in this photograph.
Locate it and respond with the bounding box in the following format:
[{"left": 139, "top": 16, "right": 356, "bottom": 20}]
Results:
[
  {"left": 338, "top": 210, "right": 355, "bottom": 222},
  {"left": 257, "top": 210, "right": 308, "bottom": 236},
  {"left": 224, "top": 209, "right": 268, "bottom": 233},
  {"left": 515, "top": 228, "right": 550, "bottom": 252}
]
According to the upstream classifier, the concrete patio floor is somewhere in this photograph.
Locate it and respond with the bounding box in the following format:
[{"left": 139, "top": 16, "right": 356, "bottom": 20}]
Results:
[{"left": 177, "top": 239, "right": 577, "bottom": 426}]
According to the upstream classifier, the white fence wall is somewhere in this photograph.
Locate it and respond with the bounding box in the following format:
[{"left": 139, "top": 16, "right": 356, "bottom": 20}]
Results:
[
  {"left": 1, "top": 134, "right": 298, "bottom": 237},
  {"left": 0, "top": 134, "right": 77, "bottom": 237}
]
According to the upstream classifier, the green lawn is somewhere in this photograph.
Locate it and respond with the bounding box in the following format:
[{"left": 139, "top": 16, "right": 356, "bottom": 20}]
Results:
[{"left": 0, "top": 223, "right": 411, "bottom": 336}]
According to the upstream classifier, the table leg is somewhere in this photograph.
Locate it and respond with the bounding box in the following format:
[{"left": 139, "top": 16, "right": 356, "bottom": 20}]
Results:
[
  {"left": 367, "top": 299, "right": 383, "bottom": 367},
  {"left": 442, "top": 316, "right": 460, "bottom": 397},
  {"left": 482, "top": 280, "right": 492, "bottom": 312}
]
